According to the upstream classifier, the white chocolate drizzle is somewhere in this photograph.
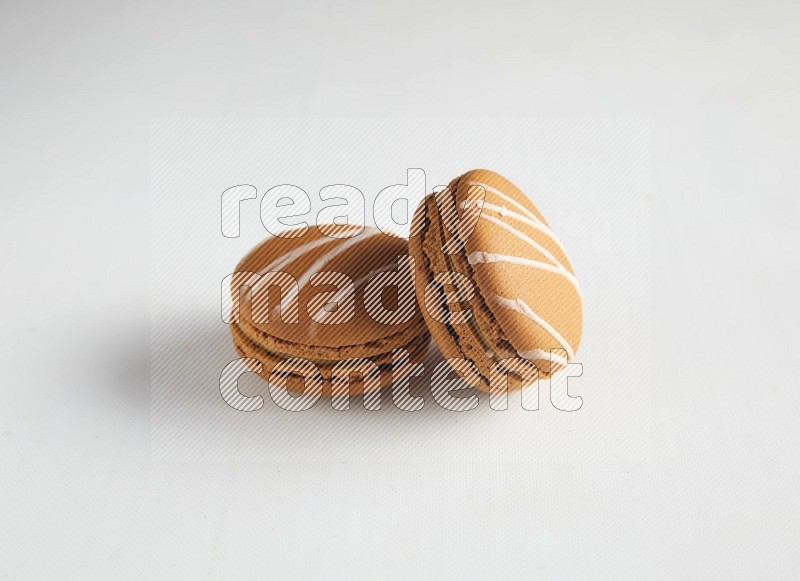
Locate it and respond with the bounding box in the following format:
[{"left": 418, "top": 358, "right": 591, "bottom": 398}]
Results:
[
  {"left": 246, "top": 227, "right": 379, "bottom": 321},
  {"left": 280, "top": 231, "right": 381, "bottom": 310},
  {"left": 473, "top": 213, "right": 573, "bottom": 280},
  {"left": 467, "top": 250, "right": 582, "bottom": 302},
  {"left": 255, "top": 226, "right": 363, "bottom": 277},
  {"left": 489, "top": 295, "right": 576, "bottom": 361},
  {"left": 462, "top": 180, "right": 539, "bottom": 221},
  {"left": 461, "top": 197, "right": 570, "bottom": 261},
  {"left": 517, "top": 348, "right": 569, "bottom": 368},
  {"left": 310, "top": 261, "right": 397, "bottom": 322}
]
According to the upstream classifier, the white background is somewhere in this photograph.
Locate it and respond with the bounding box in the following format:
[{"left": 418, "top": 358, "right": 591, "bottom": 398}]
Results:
[{"left": 1, "top": 0, "right": 799, "bottom": 579}]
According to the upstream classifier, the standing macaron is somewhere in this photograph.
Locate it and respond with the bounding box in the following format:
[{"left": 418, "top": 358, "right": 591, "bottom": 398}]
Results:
[
  {"left": 409, "top": 169, "right": 582, "bottom": 391},
  {"left": 229, "top": 224, "right": 429, "bottom": 396}
]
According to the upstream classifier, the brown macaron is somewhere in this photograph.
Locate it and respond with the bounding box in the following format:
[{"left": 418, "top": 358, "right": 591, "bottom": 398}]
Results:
[
  {"left": 229, "top": 224, "right": 429, "bottom": 395},
  {"left": 409, "top": 169, "right": 583, "bottom": 392}
]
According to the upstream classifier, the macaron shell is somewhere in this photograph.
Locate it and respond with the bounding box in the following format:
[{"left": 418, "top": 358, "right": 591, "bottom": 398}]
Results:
[
  {"left": 234, "top": 226, "right": 422, "bottom": 350},
  {"left": 453, "top": 169, "right": 583, "bottom": 371}
]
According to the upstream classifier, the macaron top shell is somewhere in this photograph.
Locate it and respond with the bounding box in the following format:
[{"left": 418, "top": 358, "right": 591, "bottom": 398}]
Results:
[
  {"left": 453, "top": 169, "right": 583, "bottom": 365},
  {"left": 233, "top": 225, "right": 423, "bottom": 354}
]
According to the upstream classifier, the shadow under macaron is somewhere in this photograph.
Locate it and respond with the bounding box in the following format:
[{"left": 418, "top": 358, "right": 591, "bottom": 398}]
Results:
[{"left": 122, "top": 311, "right": 497, "bottom": 460}]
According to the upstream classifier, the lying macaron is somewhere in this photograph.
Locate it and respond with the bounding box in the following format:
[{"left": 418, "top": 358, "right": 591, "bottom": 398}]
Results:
[
  {"left": 229, "top": 224, "right": 430, "bottom": 395},
  {"left": 409, "top": 169, "right": 582, "bottom": 391}
]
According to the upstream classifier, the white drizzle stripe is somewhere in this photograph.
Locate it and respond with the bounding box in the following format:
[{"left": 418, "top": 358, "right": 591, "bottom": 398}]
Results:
[
  {"left": 281, "top": 232, "right": 381, "bottom": 310},
  {"left": 467, "top": 251, "right": 582, "bottom": 303},
  {"left": 461, "top": 199, "right": 571, "bottom": 263},
  {"left": 461, "top": 180, "right": 540, "bottom": 222},
  {"left": 244, "top": 230, "right": 360, "bottom": 320},
  {"left": 477, "top": 213, "right": 570, "bottom": 276},
  {"left": 489, "top": 295, "right": 575, "bottom": 360},
  {"left": 517, "top": 349, "right": 569, "bottom": 368},
  {"left": 255, "top": 227, "right": 362, "bottom": 277}
]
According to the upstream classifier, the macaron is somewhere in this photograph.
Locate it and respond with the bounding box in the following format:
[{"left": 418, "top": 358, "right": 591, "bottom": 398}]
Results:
[
  {"left": 409, "top": 169, "right": 582, "bottom": 392},
  {"left": 229, "top": 224, "right": 430, "bottom": 396}
]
